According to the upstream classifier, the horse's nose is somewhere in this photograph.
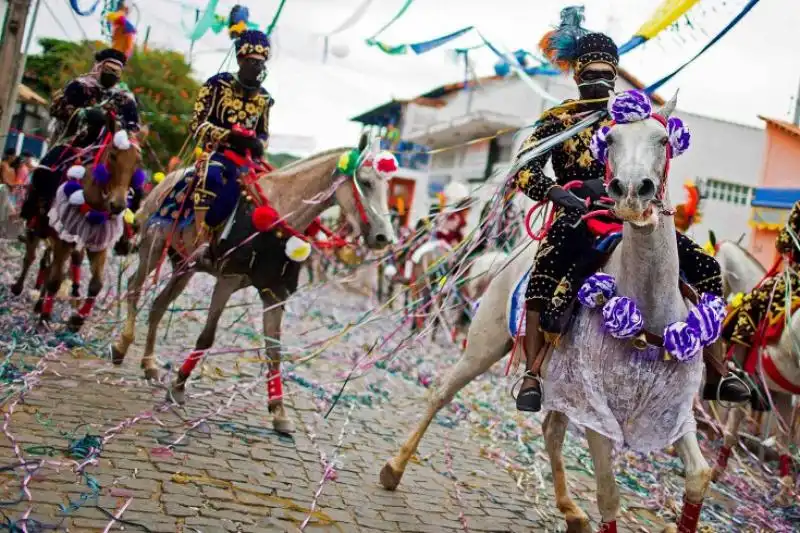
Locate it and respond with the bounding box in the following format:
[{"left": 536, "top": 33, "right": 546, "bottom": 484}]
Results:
[
  {"left": 375, "top": 233, "right": 389, "bottom": 246},
  {"left": 635, "top": 178, "right": 656, "bottom": 200},
  {"left": 109, "top": 201, "right": 125, "bottom": 215},
  {"left": 607, "top": 178, "right": 626, "bottom": 199}
]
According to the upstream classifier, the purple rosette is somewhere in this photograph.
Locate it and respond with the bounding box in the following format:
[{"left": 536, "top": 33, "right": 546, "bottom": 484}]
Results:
[
  {"left": 86, "top": 209, "right": 109, "bottom": 225},
  {"left": 131, "top": 168, "right": 147, "bottom": 190},
  {"left": 699, "top": 293, "right": 727, "bottom": 320},
  {"left": 590, "top": 125, "right": 612, "bottom": 164},
  {"left": 667, "top": 116, "right": 691, "bottom": 157},
  {"left": 608, "top": 90, "right": 652, "bottom": 124},
  {"left": 63, "top": 180, "right": 82, "bottom": 199},
  {"left": 663, "top": 322, "right": 701, "bottom": 362},
  {"left": 601, "top": 296, "right": 643, "bottom": 339},
  {"left": 686, "top": 303, "right": 723, "bottom": 347},
  {"left": 578, "top": 272, "right": 617, "bottom": 308},
  {"left": 92, "top": 163, "right": 111, "bottom": 186}
]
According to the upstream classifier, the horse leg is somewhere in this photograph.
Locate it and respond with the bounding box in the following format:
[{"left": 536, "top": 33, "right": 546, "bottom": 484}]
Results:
[
  {"left": 586, "top": 429, "right": 620, "bottom": 532},
  {"left": 545, "top": 412, "right": 590, "bottom": 533},
  {"left": 664, "top": 432, "right": 712, "bottom": 533},
  {"left": 111, "top": 232, "right": 163, "bottom": 365},
  {"left": 773, "top": 392, "right": 797, "bottom": 504},
  {"left": 39, "top": 240, "right": 71, "bottom": 323},
  {"left": 66, "top": 250, "right": 105, "bottom": 332},
  {"left": 142, "top": 263, "right": 195, "bottom": 381},
  {"left": 711, "top": 407, "right": 745, "bottom": 482},
  {"left": 69, "top": 249, "right": 83, "bottom": 308},
  {"left": 169, "top": 276, "right": 237, "bottom": 404},
  {"left": 261, "top": 294, "right": 294, "bottom": 434},
  {"left": 11, "top": 232, "right": 40, "bottom": 296},
  {"left": 381, "top": 301, "right": 512, "bottom": 490}
]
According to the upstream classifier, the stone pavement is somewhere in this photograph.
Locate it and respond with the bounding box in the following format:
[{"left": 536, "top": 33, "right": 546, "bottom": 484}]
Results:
[{"left": 0, "top": 246, "right": 780, "bottom": 532}]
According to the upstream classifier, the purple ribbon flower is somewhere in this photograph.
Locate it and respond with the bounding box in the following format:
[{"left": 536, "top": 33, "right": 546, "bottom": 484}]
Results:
[
  {"left": 132, "top": 168, "right": 147, "bottom": 190},
  {"left": 93, "top": 163, "right": 111, "bottom": 186},
  {"left": 667, "top": 116, "right": 691, "bottom": 158},
  {"left": 663, "top": 322, "right": 701, "bottom": 363},
  {"left": 699, "top": 293, "right": 727, "bottom": 321},
  {"left": 63, "top": 180, "right": 82, "bottom": 199},
  {"left": 602, "top": 296, "right": 643, "bottom": 339},
  {"left": 686, "top": 303, "right": 724, "bottom": 347},
  {"left": 608, "top": 90, "right": 652, "bottom": 124},
  {"left": 590, "top": 125, "right": 612, "bottom": 164},
  {"left": 578, "top": 272, "right": 617, "bottom": 308}
]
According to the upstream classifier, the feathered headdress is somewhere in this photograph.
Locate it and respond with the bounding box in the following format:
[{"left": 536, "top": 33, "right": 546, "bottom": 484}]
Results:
[
  {"left": 538, "top": 6, "right": 590, "bottom": 72},
  {"left": 106, "top": 1, "right": 136, "bottom": 59}
]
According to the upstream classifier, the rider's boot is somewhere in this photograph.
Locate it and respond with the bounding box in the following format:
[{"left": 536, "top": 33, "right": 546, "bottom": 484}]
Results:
[
  {"left": 516, "top": 310, "right": 549, "bottom": 412},
  {"left": 191, "top": 211, "right": 213, "bottom": 271},
  {"left": 701, "top": 341, "right": 750, "bottom": 403}
]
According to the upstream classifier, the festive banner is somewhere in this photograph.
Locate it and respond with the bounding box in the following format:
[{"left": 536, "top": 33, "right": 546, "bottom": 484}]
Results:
[
  {"left": 645, "top": 0, "right": 762, "bottom": 92},
  {"left": 618, "top": 0, "right": 701, "bottom": 54},
  {"left": 322, "top": 0, "right": 375, "bottom": 36},
  {"left": 367, "top": 0, "right": 415, "bottom": 41},
  {"left": 69, "top": 0, "right": 102, "bottom": 16},
  {"left": 370, "top": 25, "right": 475, "bottom": 56},
  {"left": 182, "top": 0, "right": 221, "bottom": 41}
]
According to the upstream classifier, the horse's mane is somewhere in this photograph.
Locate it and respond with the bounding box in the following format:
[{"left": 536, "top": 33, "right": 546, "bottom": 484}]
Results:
[{"left": 265, "top": 147, "right": 352, "bottom": 180}]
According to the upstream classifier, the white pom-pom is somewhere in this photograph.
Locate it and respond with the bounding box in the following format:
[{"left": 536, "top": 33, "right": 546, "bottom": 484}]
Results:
[
  {"left": 330, "top": 43, "right": 350, "bottom": 58},
  {"left": 383, "top": 264, "right": 397, "bottom": 279},
  {"left": 68, "top": 190, "right": 85, "bottom": 206},
  {"left": 67, "top": 165, "right": 86, "bottom": 180},
  {"left": 113, "top": 130, "right": 131, "bottom": 150},
  {"left": 443, "top": 181, "right": 470, "bottom": 204},
  {"left": 285, "top": 236, "right": 312, "bottom": 262}
]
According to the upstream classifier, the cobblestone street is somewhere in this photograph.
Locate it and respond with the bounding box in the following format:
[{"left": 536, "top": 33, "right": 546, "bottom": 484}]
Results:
[{"left": 0, "top": 245, "right": 791, "bottom": 532}]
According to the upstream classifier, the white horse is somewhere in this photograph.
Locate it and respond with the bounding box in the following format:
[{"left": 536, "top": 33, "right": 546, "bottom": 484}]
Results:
[
  {"left": 712, "top": 239, "right": 799, "bottom": 501},
  {"left": 380, "top": 92, "right": 719, "bottom": 532}
]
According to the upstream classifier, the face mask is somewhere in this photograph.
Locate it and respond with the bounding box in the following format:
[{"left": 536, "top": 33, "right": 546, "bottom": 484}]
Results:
[
  {"left": 238, "top": 57, "right": 266, "bottom": 89},
  {"left": 100, "top": 72, "right": 120, "bottom": 89},
  {"left": 577, "top": 68, "right": 616, "bottom": 101}
]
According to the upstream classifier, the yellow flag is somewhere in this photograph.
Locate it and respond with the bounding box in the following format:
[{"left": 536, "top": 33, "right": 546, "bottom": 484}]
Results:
[{"left": 636, "top": 0, "right": 700, "bottom": 40}]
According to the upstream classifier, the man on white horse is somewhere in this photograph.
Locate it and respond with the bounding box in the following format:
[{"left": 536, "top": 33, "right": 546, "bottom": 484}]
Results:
[
  {"left": 513, "top": 7, "right": 749, "bottom": 412},
  {"left": 151, "top": 30, "right": 274, "bottom": 253}
]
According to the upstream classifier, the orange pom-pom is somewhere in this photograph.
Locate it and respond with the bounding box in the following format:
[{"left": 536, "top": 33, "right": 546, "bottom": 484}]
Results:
[{"left": 252, "top": 205, "right": 279, "bottom": 232}]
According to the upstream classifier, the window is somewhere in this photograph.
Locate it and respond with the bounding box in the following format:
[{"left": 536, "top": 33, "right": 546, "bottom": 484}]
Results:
[{"left": 700, "top": 178, "right": 752, "bottom": 206}]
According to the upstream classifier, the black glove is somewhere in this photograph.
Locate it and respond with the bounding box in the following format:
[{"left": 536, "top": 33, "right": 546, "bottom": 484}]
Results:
[
  {"left": 575, "top": 179, "right": 607, "bottom": 201},
  {"left": 547, "top": 186, "right": 587, "bottom": 213},
  {"left": 83, "top": 107, "right": 107, "bottom": 128},
  {"left": 227, "top": 132, "right": 264, "bottom": 159}
]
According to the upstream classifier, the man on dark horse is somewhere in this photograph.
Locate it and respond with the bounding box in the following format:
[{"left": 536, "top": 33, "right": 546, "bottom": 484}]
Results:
[
  {"left": 20, "top": 47, "right": 140, "bottom": 237},
  {"left": 512, "top": 7, "right": 749, "bottom": 412},
  {"left": 150, "top": 29, "right": 273, "bottom": 258}
]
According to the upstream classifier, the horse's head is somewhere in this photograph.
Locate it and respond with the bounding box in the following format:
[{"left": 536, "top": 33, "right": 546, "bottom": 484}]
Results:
[
  {"left": 593, "top": 90, "right": 689, "bottom": 227},
  {"left": 82, "top": 115, "right": 142, "bottom": 215},
  {"left": 334, "top": 133, "right": 397, "bottom": 249}
]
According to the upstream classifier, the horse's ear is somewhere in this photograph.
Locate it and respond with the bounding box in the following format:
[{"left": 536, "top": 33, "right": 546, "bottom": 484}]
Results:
[
  {"left": 657, "top": 90, "right": 679, "bottom": 118},
  {"left": 736, "top": 233, "right": 745, "bottom": 245},
  {"left": 357, "top": 132, "right": 369, "bottom": 153},
  {"left": 708, "top": 229, "right": 717, "bottom": 248}
]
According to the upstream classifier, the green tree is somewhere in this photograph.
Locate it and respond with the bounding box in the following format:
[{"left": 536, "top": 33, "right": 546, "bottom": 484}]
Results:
[{"left": 24, "top": 38, "right": 200, "bottom": 171}]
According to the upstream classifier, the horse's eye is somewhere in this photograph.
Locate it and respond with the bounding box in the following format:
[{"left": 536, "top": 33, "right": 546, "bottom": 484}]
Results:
[
  {"left": 606, "top": 135, "right": 614, "bottom": 146},
  {"left": 659, "top": 137, "right": 669, "bottom": 146}
]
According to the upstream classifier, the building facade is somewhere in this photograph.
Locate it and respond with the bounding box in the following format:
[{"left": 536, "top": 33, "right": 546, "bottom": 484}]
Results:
[{"left": 352, "top": 68, "right": 765, "bottom": 237}]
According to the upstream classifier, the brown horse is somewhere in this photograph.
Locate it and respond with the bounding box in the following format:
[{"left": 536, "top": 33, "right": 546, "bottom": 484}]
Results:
[
  {"left": 12, "top": 118, "right": 141, "bottom": 329},
  {"left": 111, "top": 134, "right": 395, "bottom": 433}
]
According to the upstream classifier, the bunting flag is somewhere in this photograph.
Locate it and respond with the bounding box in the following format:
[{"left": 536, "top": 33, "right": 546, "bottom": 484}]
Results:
[
  {"left": 644, "top": 0, "right": 762, "bottom": 93},
  {"left": 367, "top": 0, "right": 415, "bottom": 41},
  {"left": 371, "top": 25, "right": 475, "bottom": 56},
  {"left": 69, "top": 0, "right": 102, "bottom": 16},
  {"left": 618, "top": 0, "right": 701, "bottom": 54},
  {"left": 182, "top": 0, "right": 221, "bottom": 41}
]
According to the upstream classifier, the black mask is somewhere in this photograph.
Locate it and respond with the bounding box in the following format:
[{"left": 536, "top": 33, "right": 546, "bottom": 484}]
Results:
[
  {"left": 100, "top": 72, "right": 120, "bottom": 89},
  {"left": 238, "top": 57, "right": 266, "bottom": 90},
  {"left": 577, "top": 70, "right": 616, "bottom": 102}
]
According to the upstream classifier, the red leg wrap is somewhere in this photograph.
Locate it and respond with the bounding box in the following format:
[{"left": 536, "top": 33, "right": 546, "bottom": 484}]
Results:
[
  {"left": 678, "top": 497, "right": 703, "bottom": 533},
  {"left": 597, "top": 521, "right": 617, "bottom": 533},
  {"left": 179, "top": 350, "right": 205, "bottom": 377},
  {"left": 41, "top": 295, "right": 54, "bottom": 315},
  {"left": 779, "top": 454, "right": 793, "bottom": 478},
  {"left": 267, "top": 369, "right": 283, "bottom": 402},
  {"left": 717, "top": 446, "right": 732, "bottom": 469},
  {"left": 35, "top": 269, "right": 46, "bottom": 289},
  {"left": 78, "top": 298, "right": 95, "bottom": 318},
  {"left": 70, "top": 264, "right": 81, "bottom": 285}
]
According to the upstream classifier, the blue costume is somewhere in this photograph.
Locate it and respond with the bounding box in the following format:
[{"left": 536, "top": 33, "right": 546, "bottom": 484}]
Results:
[{"left": 154, "top": 30, "right": 273, "bottom": 232}]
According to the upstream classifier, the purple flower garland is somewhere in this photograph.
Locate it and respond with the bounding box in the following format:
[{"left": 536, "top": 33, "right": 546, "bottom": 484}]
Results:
[{"left": 577, "top": 272, "right": 726, "bottom": 363}]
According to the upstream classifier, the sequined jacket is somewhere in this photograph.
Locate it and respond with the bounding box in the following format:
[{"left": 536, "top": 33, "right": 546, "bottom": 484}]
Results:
[
  {"left": 513, "top": 101, "right": 613, "bottom": 201},
  {"left": 190, "top": 73, "right": 273, "bottom": 150},
  {"left": 50, "top": 75, "right": 140, "bottom": 140},
  {"left": 776, "top": 200, "right": 800, "bottom": 263}
]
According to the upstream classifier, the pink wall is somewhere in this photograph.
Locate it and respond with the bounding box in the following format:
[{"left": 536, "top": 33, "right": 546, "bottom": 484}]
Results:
[{"left": 749, "top": 124, "right": 800, "bottom": 266}]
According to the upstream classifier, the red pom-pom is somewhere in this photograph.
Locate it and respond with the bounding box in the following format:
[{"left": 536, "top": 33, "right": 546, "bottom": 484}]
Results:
[
  {"left": 252, "top": 205, "right": 279, "bottom": 232},
  {"left": 79, "top": 203, "right": 91, "bottom": 215},
  {"left": 376, "top": 155, "right": 398, "bottom": 175}
]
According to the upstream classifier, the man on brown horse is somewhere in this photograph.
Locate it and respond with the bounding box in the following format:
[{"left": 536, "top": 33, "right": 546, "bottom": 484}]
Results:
[
  {"left": 20, "top": 47, "right": 139, "bottom": 238},
  {"left": 512, "top": 7, "right": 749, "bottom": 412}
]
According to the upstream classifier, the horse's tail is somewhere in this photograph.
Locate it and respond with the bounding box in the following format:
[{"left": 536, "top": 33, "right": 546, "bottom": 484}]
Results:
[{"left": 134, "top": 167, "right": 188, "bottom": 228}]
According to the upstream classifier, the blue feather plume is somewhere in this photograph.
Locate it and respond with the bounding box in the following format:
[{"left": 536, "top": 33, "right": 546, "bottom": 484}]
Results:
[{"left": 539, "top": 5, "right": 590, "bottom": 71}]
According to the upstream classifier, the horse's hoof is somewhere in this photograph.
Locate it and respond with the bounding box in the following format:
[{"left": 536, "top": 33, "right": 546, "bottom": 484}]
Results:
[
  {"left": 661, "top": 525, "right": 678, "bottom": 533},
  {"left": 143, "top": 367, "right": 160, "bottom": 382},
  {"left": 110, "top": 345, "right": 126, "bottom": 366},
  {"left": 67, "top": 315, "right": 85, "bottom": 333},
  {"left": 272, "top": 417, "right": 295, "bottom": 435},
  {"left": 379, "top": 461, "right": 404, "bottom": 491},
  {"left": 564, "top": 516, "right": 591, "bottom": 533},
  {"left": 33, "top": 299, "right": 43, "bottom": 313},
  {"left": 9, "top": 283, "right": 23, "bottom": 297},
  {"left": 167, "top": 384, "right": 186, "bottom": 405}
]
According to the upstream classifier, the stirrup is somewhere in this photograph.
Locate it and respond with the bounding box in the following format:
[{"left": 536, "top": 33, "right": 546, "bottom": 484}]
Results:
[
  {"left": 710, "top": 372, "right": 751, "bottom": 409},
  {"left": 510, "top": 370, "right": 541, "bottom": 401}
]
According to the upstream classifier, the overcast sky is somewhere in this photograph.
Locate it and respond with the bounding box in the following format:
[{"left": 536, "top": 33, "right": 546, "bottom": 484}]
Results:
[{"left": 18, "top": 0, "right": 800, "bottom": 151}]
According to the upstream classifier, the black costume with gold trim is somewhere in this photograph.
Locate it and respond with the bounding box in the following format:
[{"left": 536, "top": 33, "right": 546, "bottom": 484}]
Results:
[
  {"left": 722, "top": 201, "right": 800, "bottom": 347},
  {"left": 514, "top": 101, "right": 723, "bottom": 335}
]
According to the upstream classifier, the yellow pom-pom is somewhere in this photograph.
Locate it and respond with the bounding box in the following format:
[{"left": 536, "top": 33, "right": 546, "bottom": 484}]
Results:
[
  {"left": 153, "top": 171, "right": 165, "bottom": 184},
  {"left": 337, "top": 152, "right": 351, "bottom": 172},
  {"left": 729, "top": 292, "right": 744, "bottom": 309},
  {"left": 123, "top": 209, "right": 135, "bottom": 225},
  {"left": 702, "top": 241, "right": 715, "bottom": 256},
  {"left": 194, "top": 147, "right": 204, "bottom": 159},
  {"left": 285, "top": 236, "right": 312, "bottom": 262}
]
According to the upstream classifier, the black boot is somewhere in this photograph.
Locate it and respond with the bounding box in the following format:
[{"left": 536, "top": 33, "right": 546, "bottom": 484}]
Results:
[
  {"left": 516, "top": 309, "right": 546, "bottom": 412},
  {"left": 702, "top": 372, "right": 751, "bottom": 403},
  {"left": 516, "top": 371, "right": 542, "bottom": 412}
]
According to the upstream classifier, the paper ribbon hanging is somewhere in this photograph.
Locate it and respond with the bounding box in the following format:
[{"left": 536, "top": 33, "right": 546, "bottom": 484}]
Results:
[
  {"left": 366, "top": 0, "right": 415, "bottom": 48},
  {"left": 618, "top": 0, "right": 701, "bottom": 54},
  {"left": 69, "top": 0, "right": 102, "bottom": 16},
  {"left": 182, "top": 0, "right": 221, "bottom": 41}
]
